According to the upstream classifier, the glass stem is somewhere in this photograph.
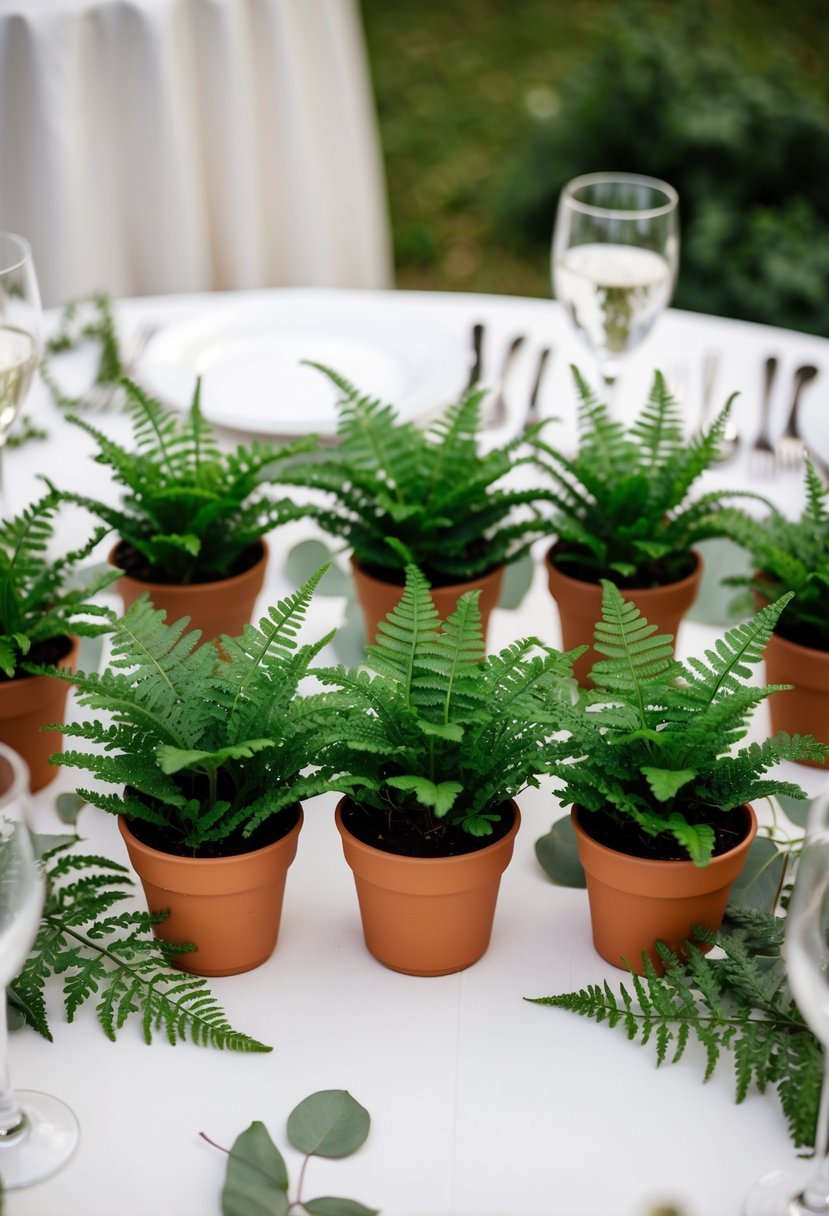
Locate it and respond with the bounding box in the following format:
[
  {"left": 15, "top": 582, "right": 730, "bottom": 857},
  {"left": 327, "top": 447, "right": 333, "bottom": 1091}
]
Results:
[
  {"left": 803, "top": 1068, "right": 829, "bottom": 1211},
  {"left": 0, "top": 994, "right": 25, "bottom": 1139}
]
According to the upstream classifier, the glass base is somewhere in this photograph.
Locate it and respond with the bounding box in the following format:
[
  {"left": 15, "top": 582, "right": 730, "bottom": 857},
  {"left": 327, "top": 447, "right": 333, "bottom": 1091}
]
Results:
[
  {"left": 0, "top": 1090, "right": 79, "bottom": 1188},
  {"left": 744, "top": 1161, "right": 829, "bottom": 1215}
]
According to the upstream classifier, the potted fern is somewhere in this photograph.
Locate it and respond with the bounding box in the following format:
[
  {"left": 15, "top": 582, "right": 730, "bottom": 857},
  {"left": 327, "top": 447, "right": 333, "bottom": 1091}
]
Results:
[
  {"left": 49, "top": 377, "right": 315, "bottom": 640},
  {"left": 0, "top": 491, "right": 116, "bottom": 789},
  {"left": 549, "top": 580, "right": 826, "bottom": 972},
  {"left": 274, "top": 366, "right": 552, "bottom": 643},
  {"left": 530, "top": 367, "right": 753, "bottom": 683},
  {"left": 46, "top": 568, "right": 344, "bottom": 977},
  {"left": 714, "top": 458, "right": 829, "bottom": 764},
  {"left": 315, "top": 564, "right": 580, "bottom": 976}
]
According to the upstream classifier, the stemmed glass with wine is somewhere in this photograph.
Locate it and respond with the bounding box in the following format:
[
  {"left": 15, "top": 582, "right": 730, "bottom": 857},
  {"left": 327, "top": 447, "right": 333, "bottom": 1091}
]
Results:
[
  {"left": 0, "top": 232, "right": 42, "bottom": 511},
  {"left": 552, "top": 172, "right": 679, "bottom": 393},
  {"left": 0, "top": 742, "right": 79, "bottom": 1187},
  {"left": 744, "top": 786, "right": 829, "bottom": 1215}
]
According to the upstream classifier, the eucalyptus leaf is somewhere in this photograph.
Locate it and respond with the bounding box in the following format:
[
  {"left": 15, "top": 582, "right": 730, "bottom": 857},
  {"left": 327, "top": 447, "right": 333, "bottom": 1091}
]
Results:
[
  {"left": 286, "top": 1090, "right": 370, "bottom": 1159},
  {"left": 304, "top": 1199, "right": 380, "bottom": 1216},
  {"left": 776, "top": 791, "right": 812, "bottom": 829},
  {"left": 222, "top": 1121, "right": 289, "bottom": 1216},
  {"left": 285, "top": 540, "right": 351, "bottom": 596},
  {"left": 31, "top": 832, "right": 78, "bottom": 860},
  {"left": 55, "top": 792, "right": 86, "bottom": 826},
  {"left": 535, "top": 816, "right": 586, "bottom": 888},
  {"left": 499, "top": 551, "right": 534, "bottom": 611},
  {"left": 726, "top": 835, "right": 788, "bottom": 916}
]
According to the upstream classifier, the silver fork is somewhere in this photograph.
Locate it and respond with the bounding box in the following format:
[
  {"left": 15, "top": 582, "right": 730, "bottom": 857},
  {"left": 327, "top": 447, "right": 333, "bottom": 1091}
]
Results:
[
  {"left": 776, "top": 364, "right": 819, "bottom": 470},
  {"left": 485, "top": 334, "right": 525, "bottom": 427},
  {"left": 750, "top": 355, "right": 778, "bottom": 474}
]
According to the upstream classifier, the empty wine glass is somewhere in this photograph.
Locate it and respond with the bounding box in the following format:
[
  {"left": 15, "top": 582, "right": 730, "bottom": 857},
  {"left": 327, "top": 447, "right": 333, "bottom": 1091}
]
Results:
[
  {"left": 744, "top": 786, "right": 829, "bottom": 1215},
  {"left": 0, "top": 742, "right": 79, "bottom": 1188},
  {"left": 552, "top": 172, "right": 679, "bottom": 392},
  {"left": 0, "top": 233, "right": 42, "bottom": 512}
]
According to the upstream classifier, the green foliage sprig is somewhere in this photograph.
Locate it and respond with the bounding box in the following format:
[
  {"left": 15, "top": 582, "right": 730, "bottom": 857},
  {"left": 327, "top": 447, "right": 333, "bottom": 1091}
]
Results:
[
  {"left": 0, "top": 490, "right": 116, "bottom": 678},
  {"left": 529, "top": 909, "right": 822, "bottom": 1149},
  {"left": 274, "top": 365, "right": 551, "bottom": 584},
  {"left": 203, "top": 1089, "right": 377, "bottom": 1216},
  {"left": 8, "top": 837, "right": 270, "bottom": 1052},
  {"left": 47, "top": 568, "right": 344, "bottom": 853},
  {"left": 716, "top": 458, "right": 829, "bottom": 651},
  {"left": 530, "top": 367, "right": 754, "bottom": 586},
  {"left": 549, "top": 582, "right": 825, "bottom": 864},
  {"left": 49, "top": 377, "right": 315, "bottom": 585},
  {"left": 316, "top": 564, "right": 580, "bottom": 840},
  {"left": 40, "top": 292, "right": 123, "bottom": 411}
]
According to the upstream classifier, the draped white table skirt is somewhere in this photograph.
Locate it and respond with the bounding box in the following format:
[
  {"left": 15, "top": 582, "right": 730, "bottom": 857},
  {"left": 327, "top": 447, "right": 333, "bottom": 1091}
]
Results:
[{"left": 0, "top": 0, "right": 393, "bottom": 307}]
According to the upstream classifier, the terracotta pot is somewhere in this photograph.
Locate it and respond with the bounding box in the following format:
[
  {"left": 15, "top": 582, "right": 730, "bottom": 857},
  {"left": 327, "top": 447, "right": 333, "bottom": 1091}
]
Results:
[
  {"left": 118, "top": 807, "right": 302, "bottom": 977},
  {"left": 545, "top": 545, "right": 703, "bottom": 685},
  {"left": 350, "top": 557, "right": 504, "bottom": 648},
  {"left": 572, "top": 804, "right": 757, "bottom": 975},
  {"left": 110, "top": 540, "right": 268, "bottom": 641},
  {"left": 764, "top": 632, "right": 829, "bottom": 768},
  {"left": 335, "top": 798, "right": 520, "bottom": 976},
  {"left": 0, "top": 636, "right": 79, "bottom": 792}
]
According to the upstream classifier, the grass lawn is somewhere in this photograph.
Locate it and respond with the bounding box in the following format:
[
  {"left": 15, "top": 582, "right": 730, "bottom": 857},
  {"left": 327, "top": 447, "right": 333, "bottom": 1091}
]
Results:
[{"left": 360, "top": 0, "right": 829, "bottom": 304}]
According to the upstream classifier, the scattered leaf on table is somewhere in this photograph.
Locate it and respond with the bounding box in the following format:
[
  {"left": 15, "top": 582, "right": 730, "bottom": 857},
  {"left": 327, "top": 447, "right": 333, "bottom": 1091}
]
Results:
[
  {"left": 287, "top": 1090, "right": 370, "bottom": 1159},
  {"left": 535, "top": 815, "right": 586, "bottom": 888}
]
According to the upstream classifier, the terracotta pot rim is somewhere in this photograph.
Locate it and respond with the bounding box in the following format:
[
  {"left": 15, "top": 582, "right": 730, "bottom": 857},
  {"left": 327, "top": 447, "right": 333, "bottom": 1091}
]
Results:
[
  {"left": 571, "top": 803, "right": 757, "bottom": 872},
  {"left": 349, "top": 554, "right": 505, "bottom": 595},
  {"left": 118, "top": 803, "right": 302, "bottom": 868},
  {"left": 545, "top": 543, "right": 702, "bottom": 595},
  {"left": 335, "top": 798, "right": 520, "bottom": 867},
  {"left": 767, "top": 630, "right": 829, "bottom": 663},
  {"left": 109, "top": 538, "right": 268, "bottom": 593}
]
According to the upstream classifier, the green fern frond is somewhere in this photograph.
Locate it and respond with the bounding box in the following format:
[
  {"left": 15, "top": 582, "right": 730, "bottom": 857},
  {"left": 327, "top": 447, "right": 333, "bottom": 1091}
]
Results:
[
  {"left": 9, "top": 841, "right": 270, "bottom": 1051},
  {"left": 55, "top": 378, "right": 315, "bottom": 584},
  {"left": 274, "top": 366, "right": 550, "bottom": 581},
  {"left": 530, "top": 367, "right": 747, "bottom": 586},
  {"left": 316, "top": 564, "right": 578, "bottom": 840},
  {"left": 528, "top": 913, "right": 820, "bottom": 1148}
]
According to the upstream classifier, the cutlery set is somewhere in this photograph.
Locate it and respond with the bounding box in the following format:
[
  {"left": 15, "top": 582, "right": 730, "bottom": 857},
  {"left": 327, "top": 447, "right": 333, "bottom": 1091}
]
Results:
[
  {"left": 749, "top": 356, "right": 823, "bottom": 476},
  {"left": 467, "top": 325, "right": 824, "bottom": 478}
]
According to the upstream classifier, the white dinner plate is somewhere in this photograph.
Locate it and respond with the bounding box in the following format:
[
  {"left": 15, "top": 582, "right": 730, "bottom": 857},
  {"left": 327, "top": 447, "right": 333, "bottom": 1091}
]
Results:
[{"left": 138, "top": 293, "right": 469, "bottom": 436}]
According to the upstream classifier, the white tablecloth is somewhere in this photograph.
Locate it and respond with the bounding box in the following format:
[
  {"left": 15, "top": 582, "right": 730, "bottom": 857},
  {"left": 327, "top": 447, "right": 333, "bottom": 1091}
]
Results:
[
  {"left": 0, "top": 0, "right": 393, "bottom": 307},
  {"left": 6, "top": 288, "right": 829, "bottom": 1216}
]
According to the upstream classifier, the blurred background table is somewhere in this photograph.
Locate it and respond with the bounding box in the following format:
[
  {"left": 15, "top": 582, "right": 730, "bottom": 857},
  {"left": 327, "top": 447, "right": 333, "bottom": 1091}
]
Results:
[
  {"left": 5, "top": 286, "right": 829, "bottom": 1216},
  {"left": 0, "top": 0, "right": 393, "bottom": 307}
]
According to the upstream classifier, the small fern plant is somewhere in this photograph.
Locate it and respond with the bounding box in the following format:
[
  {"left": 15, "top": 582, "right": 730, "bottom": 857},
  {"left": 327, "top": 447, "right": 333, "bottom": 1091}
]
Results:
[
  {"left": 549, "top": 581, "right": 826, "bottom": 865},
  {"left": 273, "top": 364, "right": 551, "bottom": 585},
  {"left": 715, "top": 457, "right": 829, "bottom": 652},
  {"left": 530, "top": 367, "right": 756, "bottom": 586},
  {"left": 8, "top": 835, "right": 270, "bottom": 1051},
  {"left": 0, "top": 490, "right": 116, "bottom": 678},
  {"left": 315, "top": 564, "right": 581, "bottom": 849},
  {"left": 47, "top": 377, "right": 315, "bottom": 585},
  {"left": 45, "top": 567, "right": 345, "bottom": 855}
]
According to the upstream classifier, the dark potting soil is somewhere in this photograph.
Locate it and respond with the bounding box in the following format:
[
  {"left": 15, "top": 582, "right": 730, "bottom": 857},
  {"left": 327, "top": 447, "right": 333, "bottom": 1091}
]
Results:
[
  {"left": 126, "top": 801, "right": 300, "bottom": 859},
  {"left": 340, "top": 797, "right": 516, "bottom": 859},
  {"left": 358, "top": 553, "right": 499, "bottom": 591},
  {"left": 0, "top": 635, "right": 73, "bottom": 682},
  {"left": 113, "top": 539, "right": 263, "bottom": 587},
  {"left": 551, "top": 546, "right": 696, "bottom": 591},
  {"left": 579, "top": 803, "right": 751, "bottom": 862}
]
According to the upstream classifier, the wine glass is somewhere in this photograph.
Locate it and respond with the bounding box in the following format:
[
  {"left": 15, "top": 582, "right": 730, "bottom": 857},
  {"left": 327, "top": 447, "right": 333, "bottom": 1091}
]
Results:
[
  {"left": 0, "top": 232, "right": 42, "bottom": 511},
  {"left": 551, "top": 172, "right": 679, "bottom": 392},
  {"left": 0, "top": 742, "right": 79, "bottom": 1188},
  {"left": 744, "top": 786, "right": 829, "bottom": 1215}
]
